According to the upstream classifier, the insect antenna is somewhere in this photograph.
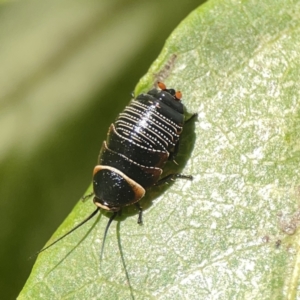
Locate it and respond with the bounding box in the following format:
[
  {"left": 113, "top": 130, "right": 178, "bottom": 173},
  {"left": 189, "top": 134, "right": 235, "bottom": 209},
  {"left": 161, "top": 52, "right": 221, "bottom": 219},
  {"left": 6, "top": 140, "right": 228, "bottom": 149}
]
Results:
[
  {"left": 100, "top": 211, "right": 118, "bottom": 265},
  {"left": 35, "top": 207, "right": 100, "bottom": 256}
]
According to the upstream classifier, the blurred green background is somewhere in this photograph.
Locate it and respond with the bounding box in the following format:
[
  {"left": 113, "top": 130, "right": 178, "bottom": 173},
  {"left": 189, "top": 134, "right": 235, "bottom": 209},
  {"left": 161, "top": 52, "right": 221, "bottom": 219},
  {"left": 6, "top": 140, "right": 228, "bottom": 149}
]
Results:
[{"left": 0, "top": 0, "right": 204, "bottom": 298}]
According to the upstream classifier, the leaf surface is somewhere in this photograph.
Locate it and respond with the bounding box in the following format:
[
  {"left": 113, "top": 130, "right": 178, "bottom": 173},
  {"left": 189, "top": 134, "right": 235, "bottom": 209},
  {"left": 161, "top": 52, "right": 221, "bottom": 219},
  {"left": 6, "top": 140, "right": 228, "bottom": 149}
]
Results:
[{"left": 19, "top": 0, "right": 300, "bottom": 299}]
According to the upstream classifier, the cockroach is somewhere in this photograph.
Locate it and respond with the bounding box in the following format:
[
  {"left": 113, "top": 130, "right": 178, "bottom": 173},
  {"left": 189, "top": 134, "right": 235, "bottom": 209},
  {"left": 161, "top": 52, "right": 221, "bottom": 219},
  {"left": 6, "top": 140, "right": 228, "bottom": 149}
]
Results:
[{"left": 38, "top": 82, "right": 195, "bottom": 262}]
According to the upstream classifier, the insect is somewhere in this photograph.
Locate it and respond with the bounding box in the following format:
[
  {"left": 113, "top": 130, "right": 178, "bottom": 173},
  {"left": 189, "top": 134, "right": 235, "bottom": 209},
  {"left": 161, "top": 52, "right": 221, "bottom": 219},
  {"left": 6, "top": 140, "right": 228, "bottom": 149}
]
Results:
[{"left": 38, "top": 82, "right": 195, "bottom": 261}]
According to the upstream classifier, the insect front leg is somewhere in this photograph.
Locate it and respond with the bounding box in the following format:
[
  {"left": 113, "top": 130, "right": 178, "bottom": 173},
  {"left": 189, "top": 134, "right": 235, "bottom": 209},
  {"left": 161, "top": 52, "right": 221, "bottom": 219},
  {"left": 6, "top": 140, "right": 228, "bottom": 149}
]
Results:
[
  {"left": 81, "top": 191, "right": 94, "bottom": 202},
  {"left": 135, "top": 203, "right": 143, "bottom": 224}
]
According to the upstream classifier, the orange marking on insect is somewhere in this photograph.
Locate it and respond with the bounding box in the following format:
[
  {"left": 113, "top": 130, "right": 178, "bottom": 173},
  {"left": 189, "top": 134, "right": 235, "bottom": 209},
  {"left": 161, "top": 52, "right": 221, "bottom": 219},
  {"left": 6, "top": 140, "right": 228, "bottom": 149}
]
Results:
[
  {"left": 158, "top": 81, "right": 166, "bottom": 90},
  {"left": 175, "top": 90, "right": 182, "bottom": 100}
]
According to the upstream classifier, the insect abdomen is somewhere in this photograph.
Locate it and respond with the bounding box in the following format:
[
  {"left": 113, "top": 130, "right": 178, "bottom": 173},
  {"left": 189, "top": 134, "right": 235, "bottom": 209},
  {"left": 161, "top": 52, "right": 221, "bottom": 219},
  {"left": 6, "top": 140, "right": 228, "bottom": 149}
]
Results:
[{"left": 103, "top": 91, "right": 183, "bottom": 179}]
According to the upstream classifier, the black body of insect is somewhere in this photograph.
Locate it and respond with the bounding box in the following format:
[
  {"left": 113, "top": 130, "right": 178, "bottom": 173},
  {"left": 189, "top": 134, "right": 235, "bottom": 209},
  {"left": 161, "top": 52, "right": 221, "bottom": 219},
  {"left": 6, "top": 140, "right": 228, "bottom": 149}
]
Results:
[{"left": 38, "top": 82, "right": 194, "bottom": 260}]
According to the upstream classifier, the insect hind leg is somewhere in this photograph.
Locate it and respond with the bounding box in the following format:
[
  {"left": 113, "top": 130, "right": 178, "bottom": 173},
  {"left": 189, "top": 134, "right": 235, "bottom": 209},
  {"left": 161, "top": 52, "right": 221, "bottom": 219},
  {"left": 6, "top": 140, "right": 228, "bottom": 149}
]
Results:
[{"left": 155, "top": 173, "right": 193, "bottom": 186}]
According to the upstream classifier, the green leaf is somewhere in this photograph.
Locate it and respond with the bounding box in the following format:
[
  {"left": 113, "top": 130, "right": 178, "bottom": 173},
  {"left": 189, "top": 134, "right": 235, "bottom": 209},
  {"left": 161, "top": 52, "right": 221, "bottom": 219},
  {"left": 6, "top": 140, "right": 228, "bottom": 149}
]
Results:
[
  {"left": 19, "top": 0, "right": 300, "bottom": 299},
  {"left": 0, "top": 0, "right": 201, "bottom": 298}
]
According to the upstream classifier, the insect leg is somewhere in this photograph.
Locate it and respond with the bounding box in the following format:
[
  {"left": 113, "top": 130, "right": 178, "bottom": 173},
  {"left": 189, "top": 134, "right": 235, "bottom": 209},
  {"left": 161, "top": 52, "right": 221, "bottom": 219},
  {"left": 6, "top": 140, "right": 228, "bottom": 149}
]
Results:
[
  {"left": 155, "top": 173, "right": 193, "bottom": 186},
  {"left": 135, "top": 203, "right": 143, "bottom": 224},
  {"left": 81, "top": 191, "right": 94, "bottom": 202}
]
